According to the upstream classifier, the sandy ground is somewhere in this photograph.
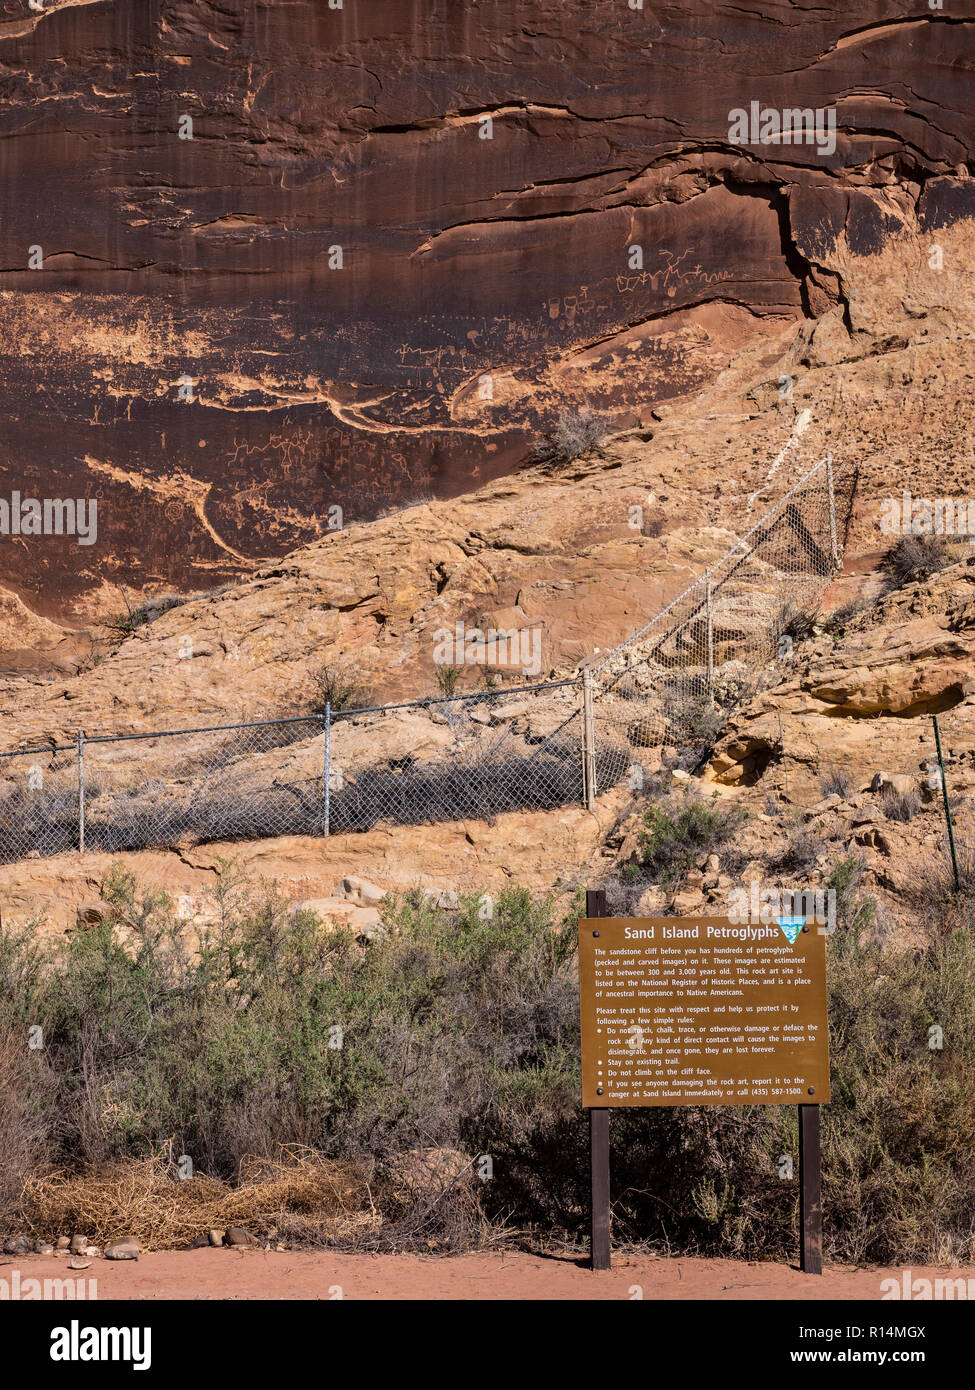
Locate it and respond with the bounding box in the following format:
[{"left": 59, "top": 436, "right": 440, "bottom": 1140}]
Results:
[{"left": 5, "top": 1249, "right": 972, "bottom": 1300}]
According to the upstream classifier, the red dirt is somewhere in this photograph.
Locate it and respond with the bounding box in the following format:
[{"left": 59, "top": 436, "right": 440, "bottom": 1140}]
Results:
[{"left": 5, "top": 1250, "right": 972, "bottom": 1300}]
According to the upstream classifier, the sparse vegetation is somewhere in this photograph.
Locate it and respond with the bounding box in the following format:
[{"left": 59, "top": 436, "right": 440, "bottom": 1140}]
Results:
[
  {"left": 823, "top": 595, "right": 872, "bottom": 635},
  {"left": 3, "top": 865, "right": 974, "bottom": 1263},
  {"left": 776, "top": 599, "right": 819, "bottom": 645},
  {"left": 108, "top": 585, "right": 232, "bottom": 638},
  {"left": 108, "top": 592, "right": 191, "bottom": 636},
  {"left": 309, "top": 663, "right": 365, "bottom": 717},
  {"left": 905, "top": 842, "right": 975, "bottom": 936},
  {"left": 767, "top": 818, "right": 826, "bottom": 875},
  {"left": 825, "top": 854, "right": 876, "bottom": 935},
  {"left": 880, "top": 784, "right": 921, "bottom": 822},
  {"left": 637, "top": 794, "right": 747, "bottom": 888},
  {"left": 531, "top": 406, "right": 609, "bottom": 465},
  {"left": 880, "top": 533, "right": 953, "bottom": 591},
  {"left": 435, "top": 665, "right": 463, "bottom": 697},
  {"left": 820, "top": 768, "right": 851, "bottom": 799},
  {"left": 663, "top": 690, "right": 725, "bottom": 768}
]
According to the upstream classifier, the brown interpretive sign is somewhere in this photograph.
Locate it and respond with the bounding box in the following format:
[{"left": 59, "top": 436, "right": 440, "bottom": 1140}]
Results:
[{"left": 579, "top": 916, "right": 830, "bottom": 1108}]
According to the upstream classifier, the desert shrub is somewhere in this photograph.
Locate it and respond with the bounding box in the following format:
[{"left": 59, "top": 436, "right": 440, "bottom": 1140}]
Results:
[
  {"left": 0, "top": 870, "right": 579, "bottom": 1251},
  {"left": 5, "top": 864, "right": 975, "bottom": 1262},
  {"left": 637, "top": 794, "right": 747, "bottom": 887},
  {"left": 823, "top": 595, "right": 872, "bottom": 634},
  {"left": 109, "top": 592, "right": 188, "bottom": 636},
  {"left": 435, "top": 665, "right": 462, "bottom": 697},
  {"left": 0, "top": 918, "right": 58, "bottom": 1227},
  {"left": 820, "top": 768, "right": 851, "bottom": 799},
  {"left": 663, "top": 691, "right": 725, "bottom": 768},
  {"left": 825, "top": 855, "right": 876, "bottom": 934},
  {"left": 531, "top": 406, "right": 608, "bottom": 464},
  {"left": 309, "top": 664, "right": 365, "bottom": 717},
  {"left": 776, "top": 600, "right": 819, "bottom": 645},
  {"left": 880, "top": 785, "right": 921, "bottom": 822},
  {"left": 880, "top": 534, "right": 952, "bottom": 591},
  {"left": 767, "top": 819, "right": 825, "bottom": 875},
  {"left": 904, "top": 841, "right": 975, "bottom": 936}
]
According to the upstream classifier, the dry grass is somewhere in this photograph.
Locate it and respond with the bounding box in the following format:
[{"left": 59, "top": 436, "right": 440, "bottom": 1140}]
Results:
[{"left": 20, "top": 1146, "right": 377, "bottom": 1251}]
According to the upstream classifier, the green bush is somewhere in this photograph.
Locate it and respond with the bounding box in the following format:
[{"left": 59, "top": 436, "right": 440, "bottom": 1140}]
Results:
[
  {"left": 637, "top": 795, "right": 747, "bottom": 887},
  {"left": 2, "top": 863, "right": 975, "bottom": 1261}
]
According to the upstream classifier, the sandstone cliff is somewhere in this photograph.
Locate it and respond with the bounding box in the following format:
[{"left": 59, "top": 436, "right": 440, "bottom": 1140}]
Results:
[{"left": 0, "top": 2, "right": 973, "bottom": 627}]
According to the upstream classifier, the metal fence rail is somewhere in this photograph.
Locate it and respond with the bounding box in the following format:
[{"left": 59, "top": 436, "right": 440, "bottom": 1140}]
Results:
[{"left": 0, "top": 455, "right": 852, "bottom": 865}]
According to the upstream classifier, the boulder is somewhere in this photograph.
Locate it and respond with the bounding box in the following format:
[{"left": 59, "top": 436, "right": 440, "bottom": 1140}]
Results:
[
  {"left": 337, "top": 875, "right": 385, "bottom": 907},
  {"left": 225, "top": 1227, "right": 262, "bottom": 1250},
  {"left": 74, "top": 900, "right": 118, "bottom": 930},
  {"left": 105, "top": 1241, "right": 140, "bottom": 1261}
]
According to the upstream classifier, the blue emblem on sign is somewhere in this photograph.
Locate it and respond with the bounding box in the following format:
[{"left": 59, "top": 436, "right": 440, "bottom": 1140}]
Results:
[{"left": 777, "top": 916, "right": 804, "bottom": 944}]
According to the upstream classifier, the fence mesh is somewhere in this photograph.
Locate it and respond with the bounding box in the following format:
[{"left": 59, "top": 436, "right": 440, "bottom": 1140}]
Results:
[
  {"left": 0, "top": 455, "right": 856, "bottom": 864},
  {"left": 0, "top": 745, "right": 80, "bottom": 860},
  {"left": 328, "top": 683, "right": 584, "bottom": 833},
  {"left": 82, "top": 718, "right": 328, "bottom": 853},
  {"left": 588, "top": 455, "right": 852, "bottom": 791}
]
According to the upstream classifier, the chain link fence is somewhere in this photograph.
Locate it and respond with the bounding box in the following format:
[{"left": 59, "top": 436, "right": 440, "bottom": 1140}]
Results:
[
  {"left": 587, "top": 454, "right": 854, "bottom": 791},
  {"left": 0, "top": 455, "right": 854, "bottom": 865}
]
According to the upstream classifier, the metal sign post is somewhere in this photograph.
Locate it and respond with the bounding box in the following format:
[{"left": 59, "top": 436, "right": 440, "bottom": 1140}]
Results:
[
  {"left": 799, "top": 1103, "right": 823, "bottom": 1274},
  {"left": 585, "top": 888, "right": 610, "bottom": 1270},
  {"left": 580, "top": 903, "right": 828, "bottom": 1274}
]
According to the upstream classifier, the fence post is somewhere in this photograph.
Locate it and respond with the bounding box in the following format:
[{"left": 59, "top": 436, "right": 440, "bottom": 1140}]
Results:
[
  {"left": 323, "top": 703, "right": 331, "bottom": 837},
  {"left": 933, "top": 714, "right": 961, "bottom": 891},
  {"left": 825, "top": 451, "right": 839, "bottom": 567},
  {"left": 705, "top": 578, "right": 714, "bottom": 703},
  {"left": 77, "top": 730, "right": 85, "bottom": 854},
  {"left": 582, "top": 671, "right": 596, "bottom": 810}
]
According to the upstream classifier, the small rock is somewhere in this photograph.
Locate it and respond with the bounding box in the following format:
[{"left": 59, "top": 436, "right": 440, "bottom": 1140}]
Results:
[
  {"left": 105, "top": 1241, "right": 140, "bottom": 1261},
  {"left": 55, "top": 1236, "right": 71, "bottom": 1251},
  {"left": 69, "top": 1234, "right": 89, "bottom": 1254},
  {"left": 338, "top": 874, "right": 385, "bottom": 908},
  {"left": 225, "top": 1227, "right": 261, "bottom": 1249},
  {"left": 870, "top": 772, "right": 915, "bottom": 798},
  {"left": 74, "top": 899, "right": 118, "bottom": 930},
  {"left": 672, "top": 888, "right": 705, "bottom": 912},
  {"left": 488, "top": 700, "right": 532, "bottom": 725},
  {"left": 67, "top": 1258, "right": 91, "bottom": 1271},
  {"left": 208, "top": 1229, "right": 226, "bottom": 1248},
  {"left": 33, "top": 1240, "right": 54, "bottom": 1256},
  {"left": 2, "top": 1234, "right": 30, "bottom": 1255},
  {"left": 83, "top": 1246, "right": 100, "bottom": 1258}
]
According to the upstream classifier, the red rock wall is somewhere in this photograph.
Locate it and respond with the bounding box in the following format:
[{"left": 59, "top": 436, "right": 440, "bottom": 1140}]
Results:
[{"left": 0, "top": 1, "right": 972, "bottom": 617}]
